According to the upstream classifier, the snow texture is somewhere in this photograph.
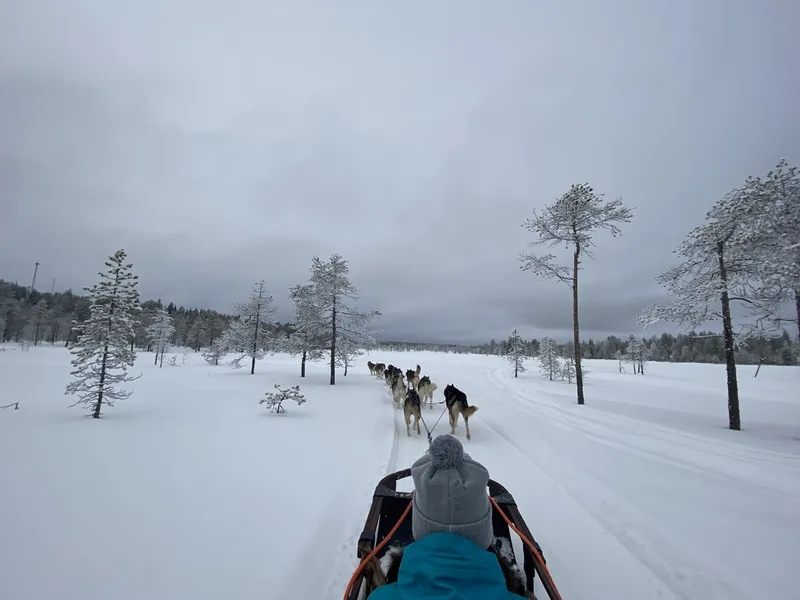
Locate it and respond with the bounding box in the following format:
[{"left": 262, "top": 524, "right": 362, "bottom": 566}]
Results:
[{"left": 1, "top": 346, "right": 798, "bottom": 600}]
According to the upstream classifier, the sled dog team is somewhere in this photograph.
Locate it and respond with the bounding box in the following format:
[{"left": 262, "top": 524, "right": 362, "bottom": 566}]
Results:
[{"left": 366, "top": 361, "right": 479, "bottom": 441}]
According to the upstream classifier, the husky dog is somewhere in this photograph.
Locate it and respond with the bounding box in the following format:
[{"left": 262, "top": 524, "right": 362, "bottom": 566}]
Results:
[
  {"left": 404, "top": 389, "right": 422, "bottom": 436},
  {"left": 405, "top": 368, "right": 419, "bottom": 391},
  {"left": 443, "top": 384, "right": 479, "bottom": 441},
  {"left": 368, "top": 361, "right": 385, "bottom": 377},
  {"left": 417, "top": 375, "right": 438, "bottom": 409},
  {"left": 385, "top": 365, "right": 402, "bottom": 385},
  {"left": 391, "top": 373, "right": 407, "bottom": 408}
]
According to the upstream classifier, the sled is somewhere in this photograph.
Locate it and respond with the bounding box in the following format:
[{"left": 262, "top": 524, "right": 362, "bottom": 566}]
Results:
[{"left": 343, "top": 468, "right": 563, "bottom": 600}]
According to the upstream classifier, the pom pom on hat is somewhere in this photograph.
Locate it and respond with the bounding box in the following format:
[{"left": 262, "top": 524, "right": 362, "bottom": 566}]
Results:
[{"left": 429, "top": 434, "right": 464, "bottom": 469}]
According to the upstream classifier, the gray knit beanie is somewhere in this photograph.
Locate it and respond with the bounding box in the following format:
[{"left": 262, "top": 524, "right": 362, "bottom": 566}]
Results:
[{"left": 410, "top": 434, "right": 493, "bottom": 549}]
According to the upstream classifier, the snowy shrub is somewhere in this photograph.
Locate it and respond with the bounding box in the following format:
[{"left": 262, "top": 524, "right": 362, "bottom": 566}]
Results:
[
  {"left": 260, "top": 384, "right": 306, "bottom": 414},
  {"left": 202, "top": 339, "right": 227, "bottom": 365},
  {"left": 168, "top": 354, "right": 179, "bottom": 367}
]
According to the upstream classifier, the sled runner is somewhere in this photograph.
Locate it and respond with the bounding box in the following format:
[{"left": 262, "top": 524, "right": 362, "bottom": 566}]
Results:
[{"left": 343, "top": 468, "right": 563, "bottom": 600}]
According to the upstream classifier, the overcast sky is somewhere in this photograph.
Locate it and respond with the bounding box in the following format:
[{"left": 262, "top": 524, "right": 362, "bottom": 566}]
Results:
[{"left": 2, "top": 1, "right": 798, "bottom": 344}]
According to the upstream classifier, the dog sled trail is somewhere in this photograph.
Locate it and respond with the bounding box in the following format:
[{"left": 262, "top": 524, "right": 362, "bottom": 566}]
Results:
[{"left": 480, "top": 365, "right": 800, "bottom": 600}]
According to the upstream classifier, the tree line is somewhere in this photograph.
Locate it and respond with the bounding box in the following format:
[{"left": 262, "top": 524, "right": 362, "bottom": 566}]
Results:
[{"left": 2, "top": 250, "right": 379, "bottom": 418}]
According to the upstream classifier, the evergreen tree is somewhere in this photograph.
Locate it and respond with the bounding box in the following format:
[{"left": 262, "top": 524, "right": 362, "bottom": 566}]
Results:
[
  {"left": 145, "top": 306, "right": 175, "bottom": 368},
  {"left": 506, "top": 329, "right": 526, "bottom": 377},
  {"left": 64, "top": 249, "right": 141, "bottom": 418}
]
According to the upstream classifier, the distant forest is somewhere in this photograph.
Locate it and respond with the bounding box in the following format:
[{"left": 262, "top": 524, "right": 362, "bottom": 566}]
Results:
[{"left": 1, "top": 279, "right": 797, "bottom": 366}]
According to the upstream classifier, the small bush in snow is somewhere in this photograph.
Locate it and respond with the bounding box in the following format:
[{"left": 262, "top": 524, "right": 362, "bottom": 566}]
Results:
[
  {"left": 260, "top": 384, "right": 306, "bottom": 414},
  {"left": 168, "top": 354, "right": 179, "bottom": 367},
  {"left": 202, "top": 339, "right": 227, "bottom": 365}
]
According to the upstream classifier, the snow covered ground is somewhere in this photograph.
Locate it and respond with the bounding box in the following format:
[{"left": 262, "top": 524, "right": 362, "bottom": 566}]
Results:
[{"left": 1, "top": 345, "right": 798, "bottom": 600}]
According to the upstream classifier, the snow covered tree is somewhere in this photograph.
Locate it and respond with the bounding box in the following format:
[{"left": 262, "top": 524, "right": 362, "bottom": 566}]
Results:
[
  {"left": 639, "top": 186, "right": 765, "bottom": 430},
  {"left": 260, "top": 384, "right": 306, "bottom": 414},
  {"left": 506, "top": 329, "right": 526, "bottom": 377},
  {"left": 625, "top": 337, "right": 650, "bottom": 375},
  {"left": 64, "top": 249, "right": 141, "bottom": 418},
  {"left": 145, "top": 307, "right": 175, "bottom": 367},
  {"left": 614, "top": 349, "right": 626, "bottom": 373},
  {"left": 537, "top": 337, "right": 561, "bottom": 381},
  {"left": 280, "top": 283, "right": 327, "bottom": 377},
  {"left": 738, "top": 159, "right": 800, "bottom": 341},
  {"left": 560, "top": 356, "right": 577, "bottom": 383},
  {"left": 225, "top": 280, "right": 276, "bottom": 374},
  {"left": 31, "top": 298, "right": 48, "bottom": 345},
  {"left": 335, "top": 309, "right": 376, "bottom": 376},
  {"left": 202, "top": 338, "right": 227, "bottom": 366},
  {"left": 520, "top": 183, "right": 633, "bottom": 404},
  {"left": 307, "top": 254, "right": 381, "bottom": 385}
]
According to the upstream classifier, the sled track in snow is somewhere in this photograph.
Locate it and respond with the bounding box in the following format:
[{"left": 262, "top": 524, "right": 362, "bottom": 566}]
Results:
[
  {"left": 480, "top": 367, "right": 764, "bottom": 600},
  {"left": 484, "top": 367, "right": 800, "bottom": 500}
]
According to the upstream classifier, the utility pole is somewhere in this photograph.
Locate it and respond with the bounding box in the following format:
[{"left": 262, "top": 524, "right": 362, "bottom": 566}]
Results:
[
  {"left": 51, "top": 278, "right": 56, "bottom": 294},
  {"left": 30, "top": 261, "right": 40, "bottom": 292}
]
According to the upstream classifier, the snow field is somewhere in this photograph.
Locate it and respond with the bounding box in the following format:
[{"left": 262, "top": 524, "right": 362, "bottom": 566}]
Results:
[{"left": 1, "top": 345, "right": 798, "bottom": 600}]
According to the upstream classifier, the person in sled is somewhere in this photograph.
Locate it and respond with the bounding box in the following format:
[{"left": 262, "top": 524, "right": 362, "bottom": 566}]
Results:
[{"left": 367, "top": 434, "right": 534, "bottom": 600}]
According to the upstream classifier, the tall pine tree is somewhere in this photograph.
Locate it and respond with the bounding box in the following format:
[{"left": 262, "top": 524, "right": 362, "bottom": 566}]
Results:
[{"left": 64, "top": 249, "right": 141, "bottom": 418}]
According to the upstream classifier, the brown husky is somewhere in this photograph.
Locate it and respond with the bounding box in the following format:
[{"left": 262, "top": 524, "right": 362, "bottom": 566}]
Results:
[{"left": 442, "top": 383, "right": 479, "bottom": 441}]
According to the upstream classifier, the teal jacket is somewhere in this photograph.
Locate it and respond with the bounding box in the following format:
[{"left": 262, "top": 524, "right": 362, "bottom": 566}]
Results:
[{"left": 367, "top": 532, "right": 526, "bottom": 600}]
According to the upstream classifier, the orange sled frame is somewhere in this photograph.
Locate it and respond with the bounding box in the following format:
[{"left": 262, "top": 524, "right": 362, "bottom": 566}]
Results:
[{"left": 344, "top": 468, "right": 563, "bottom": 600}]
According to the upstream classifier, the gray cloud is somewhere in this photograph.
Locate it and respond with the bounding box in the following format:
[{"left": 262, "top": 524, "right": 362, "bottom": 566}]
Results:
[{"left": 2, "top": 0, "right": 799, "bottom": 344}]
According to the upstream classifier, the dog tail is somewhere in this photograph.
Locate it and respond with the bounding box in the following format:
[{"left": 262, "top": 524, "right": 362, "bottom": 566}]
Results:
[
  {"left": 463, "top": 405, "right": 479, "bottom": 418},
  {"left": 431, "top": 383, "right": 438, "bottom": 391}
]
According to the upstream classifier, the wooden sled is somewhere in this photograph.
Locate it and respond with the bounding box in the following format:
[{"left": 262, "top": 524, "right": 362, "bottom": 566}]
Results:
[{"left": 343, "top": 468, "right": 563, "bottom": 600}]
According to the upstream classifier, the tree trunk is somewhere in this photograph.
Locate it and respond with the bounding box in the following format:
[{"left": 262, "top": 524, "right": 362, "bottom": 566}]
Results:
[
  {"left": 154, "top": 350, "right": 158, "bottom": 365},
  {"left": 330, "top": 300, "right": 337, "bottom": 385},
  {"left": 717, "top": 243, "right": 741, "bottom": 430},
  {"left": 94, "top": 344, "right": 109, "bottom": 419},
  {"left": 514, "top": 360, "right": 518, "bottom": 378},
  {"left": 251, "top": 311, "right": 260, "bottom": 375},
  {"left": 301, "top": 350, "right": 307, "bottom": 377},
  {"left": 344, "top": 360, "right": 348, "bottom": 376},
  {"left": 795, "top": 289, "right": 799, "bottom": 343},
  {"left": 159, "top": 348, "right": 164, "bottom": 368},
  {"left": 130, "top": 338, "right": 134, "bottom": 352},
  {"left": 572, "top": 245, "right": 585, "bottom": 405}
]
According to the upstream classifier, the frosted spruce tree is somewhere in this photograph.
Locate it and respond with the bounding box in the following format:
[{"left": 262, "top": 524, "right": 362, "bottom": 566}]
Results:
[
  {"left": 506, "top": 329, "right": 526, "bottom": 377},
  {"left": 145, "top": 306, "right": 175, "bottom": 367},
  {"left": 225, "top": 280, "right": 275, "bottom": 374},
  {"left": 64, "top": 249, "right": 141, "bottom": 418},
  {"left": 307, "top": 254, "right": 380, "bottom": 385},
  {"left": 639, "top": 186, "right": 764, "bottom": 430},
  {"left": 520, "top": 183, "right": 633, "bottom": 404},
  {"left": 537, "top": 337, "right": 561, "bottom": 381},
  {"left": 280, "top": 283, "right": 327, "bottom": 377}
]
